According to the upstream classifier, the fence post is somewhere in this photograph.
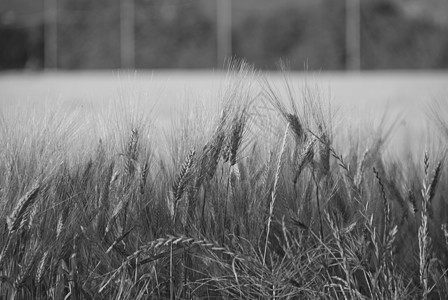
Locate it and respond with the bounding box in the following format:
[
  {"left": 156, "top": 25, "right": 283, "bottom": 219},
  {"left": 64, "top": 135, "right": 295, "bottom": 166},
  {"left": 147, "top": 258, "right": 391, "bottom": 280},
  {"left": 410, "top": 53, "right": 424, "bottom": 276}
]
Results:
[
  {"left": 44, "top": 0, "right": 58, "bottom": 70},
  {"left": 346, "top": 0, "right": 361, "bottom": 71},
  {"left": 217, "top": 0, "right": 232, "bottom": 68},
  {"left": 120, "top": 0, "right": 135, "bottom": 69}
]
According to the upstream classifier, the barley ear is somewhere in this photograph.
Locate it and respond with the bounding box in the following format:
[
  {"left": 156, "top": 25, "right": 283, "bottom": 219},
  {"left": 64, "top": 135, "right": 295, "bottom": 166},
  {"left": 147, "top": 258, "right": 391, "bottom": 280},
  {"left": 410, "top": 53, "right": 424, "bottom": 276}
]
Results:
[
  {"left": 355, "top": 148, "right": 369, "bottom": 188},
  {"left": 373, "top": 167, "right": 391, "bottom": 247},
  {"left": 105, "top": 196, "right": 129, "bottom": 235},
  {"left": 419, "top": 149, "right": 434, "bottom": 300},
  {"left": 318, "top": 126, "right": 330, "bottom": 176},
  {"left": 36, "top": 250, "right": 49, "bottom": 285},
  {"left": 286, "top": 113, "right": 304, "bottom": 143},
  {"left": 428, "top": 161, "right": 442, "bottom": 204},
  {"left": 228, "top": 114, "right": 246, "bottom": 167},
  {"left": 125, "top": 128, "right": 139, "bottom": 176},
  {"left": 207, "top": 130, "right": 225, "bottom": 179},
  {"left": 293, "top": 136, "right": 316, "bottom": 184},
  {"left": 56, "top": 213, "right": 64, "bottom": 240},
  {"left": 173, "top": 150, "right": 195, "bottom": 202},
  {"left": 172, "top": 150, "right": 195, "bottom": 224},
  {"left": 140, "top": 160, "right": 149, "bottom": 195},
  {"left": 7, "top": 183, "right": 40, "bottom": 233}
]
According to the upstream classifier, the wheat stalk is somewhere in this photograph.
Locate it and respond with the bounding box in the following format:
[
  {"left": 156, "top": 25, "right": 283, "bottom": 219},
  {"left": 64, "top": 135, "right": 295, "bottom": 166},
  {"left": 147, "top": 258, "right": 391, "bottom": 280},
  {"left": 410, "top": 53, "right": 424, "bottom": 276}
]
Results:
[
  {"left": 99, "top": 234, "right": 240, "bottom": 293},
  {"left": 325, "top": 210, "right": 357, "bottom": 299},
  {"left": 263, "top": 123, "right": 289, "bottom": 266},
  {"left": 95, "top": 161, "right": 115, "bottom": 238}
]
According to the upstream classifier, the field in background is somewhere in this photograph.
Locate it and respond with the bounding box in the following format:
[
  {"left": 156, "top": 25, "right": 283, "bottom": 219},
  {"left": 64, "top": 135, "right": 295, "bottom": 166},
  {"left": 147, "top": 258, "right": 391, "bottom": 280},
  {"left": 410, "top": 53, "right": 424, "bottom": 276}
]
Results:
[{"left": 1, "top": 70, "right": 447, "bottom": 151}]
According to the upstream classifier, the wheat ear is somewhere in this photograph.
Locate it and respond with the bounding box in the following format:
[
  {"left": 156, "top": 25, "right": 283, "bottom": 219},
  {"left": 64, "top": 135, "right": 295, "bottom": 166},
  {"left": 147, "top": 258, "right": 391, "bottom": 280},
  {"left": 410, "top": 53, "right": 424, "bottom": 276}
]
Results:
[
  {"left": 170, "top": 150, "right": 195, "bottom": 225},
  {"left": 293, "top": 135, "right": 316, "bottom": 184},
  {"left": 140, "top": 160, "right": 149, "bottom": 195},
  {"left": 286, "top": 113, "right": 304, "bottom": 142},
  {"left": 125, "top": 128, "right": 139, "bottom": 176},
  {"left": 228, "top": 115, "right": 246, "bottom": 166},
  {"left": 36, "top": 250, "right": 49, "bottom": 285},
  {"left": 318, "top": 126, "right": 330, "bottom": 176},
  {"left": 428, "top": 160, "right": 442, "bottom": 205},
  {"left": 419, "top": 150, "right": 434, "bottom": 300},
  {"left": 373, "top": 167, "right": 391, "bottom": 247},
  {"left": 6, "top": 183, "right": 40, "bottom": 233},
  {"left": 355, "top": 148, "right": 369, "bottom": 188}
]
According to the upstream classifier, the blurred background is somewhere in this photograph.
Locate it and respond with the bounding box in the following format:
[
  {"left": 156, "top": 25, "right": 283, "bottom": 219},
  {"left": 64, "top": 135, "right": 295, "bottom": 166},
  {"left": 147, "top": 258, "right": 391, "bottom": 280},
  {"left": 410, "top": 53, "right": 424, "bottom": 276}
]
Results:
[{"left": 1, "top": 0, "right": 448, "bottom": 71}]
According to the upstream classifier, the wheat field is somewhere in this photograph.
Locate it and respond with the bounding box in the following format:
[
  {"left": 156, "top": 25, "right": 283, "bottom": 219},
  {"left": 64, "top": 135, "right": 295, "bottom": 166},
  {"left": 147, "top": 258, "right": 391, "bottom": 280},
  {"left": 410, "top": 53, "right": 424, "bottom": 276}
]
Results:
[{"left": 0, "top": 64, "right": 448, "bottom": 299}]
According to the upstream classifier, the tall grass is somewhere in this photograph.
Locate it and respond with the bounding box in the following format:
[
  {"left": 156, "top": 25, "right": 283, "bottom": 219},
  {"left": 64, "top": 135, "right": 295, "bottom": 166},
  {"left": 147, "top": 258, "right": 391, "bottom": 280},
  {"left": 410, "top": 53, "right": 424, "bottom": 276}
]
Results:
[{"left": 0, "top": 64, "right": 448, "bottom": 299}]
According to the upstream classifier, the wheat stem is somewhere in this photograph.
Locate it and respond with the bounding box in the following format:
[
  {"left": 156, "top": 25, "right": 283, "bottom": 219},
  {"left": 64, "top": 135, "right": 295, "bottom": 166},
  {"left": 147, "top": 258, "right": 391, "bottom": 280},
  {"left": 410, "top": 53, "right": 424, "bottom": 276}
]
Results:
[{"left": 263, "top": 123, "right": 289, "bottom": 266}]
